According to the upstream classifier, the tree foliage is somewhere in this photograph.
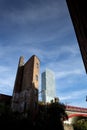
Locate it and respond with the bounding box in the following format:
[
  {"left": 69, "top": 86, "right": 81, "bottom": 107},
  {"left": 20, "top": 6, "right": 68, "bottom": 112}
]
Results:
[
  {"left": 0, "top": 101, "right": 68, "bottom": 129},
  {"left": 73, "top": 118, "right": 87, "bottom": 130},
  {"left": 35, "top": 101, "right": 68, "bottom": 129}
]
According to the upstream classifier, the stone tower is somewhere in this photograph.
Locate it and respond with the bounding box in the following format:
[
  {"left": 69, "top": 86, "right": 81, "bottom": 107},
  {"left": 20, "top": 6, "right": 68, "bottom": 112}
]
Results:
[
  {"left": 11, "top": 55, "right": 40, "bottom": 114},
  {"left": 13, "top": 56, "right": 24, "bottom": 93}
]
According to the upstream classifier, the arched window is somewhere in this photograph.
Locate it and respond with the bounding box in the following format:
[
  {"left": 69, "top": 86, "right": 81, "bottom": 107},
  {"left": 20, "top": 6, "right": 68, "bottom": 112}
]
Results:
[
  {"left": 36, "top": 75, "right": 38, "bottom": 81},
  {"left": 36, "top": 63, "right": 39, "bottom": 68}
]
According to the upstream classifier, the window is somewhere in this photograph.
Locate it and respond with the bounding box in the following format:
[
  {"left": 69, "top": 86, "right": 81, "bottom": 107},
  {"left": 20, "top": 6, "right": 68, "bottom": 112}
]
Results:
[
  {"left": 36, "top": 63, "right": 39, "bottom": 68},
  {"left": 34, "top": 89, "right": 38, "bottom": 95},
  {"left": 36, "top": 75, "right": 38, "bottom": 81},
  {"left": 34, "top": 102, "right": 37, "bottom": 109}
]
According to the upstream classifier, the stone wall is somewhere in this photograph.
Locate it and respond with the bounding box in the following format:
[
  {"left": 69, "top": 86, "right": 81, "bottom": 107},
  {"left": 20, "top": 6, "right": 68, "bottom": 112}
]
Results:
[{"left": 11, "top": 55, "right": 40, "bottom": 114}]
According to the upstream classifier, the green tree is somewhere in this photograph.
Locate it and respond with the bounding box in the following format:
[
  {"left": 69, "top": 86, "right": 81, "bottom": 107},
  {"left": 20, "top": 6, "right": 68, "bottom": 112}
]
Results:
[
  {"left": 73, "top": 118, "right": 87, "bottom": 130},
  {"left": 35, "top": 101, "right": 68, "bottom": 129},
  {"left": 0, "top": 101, "right": 68, "bottom": 129}
]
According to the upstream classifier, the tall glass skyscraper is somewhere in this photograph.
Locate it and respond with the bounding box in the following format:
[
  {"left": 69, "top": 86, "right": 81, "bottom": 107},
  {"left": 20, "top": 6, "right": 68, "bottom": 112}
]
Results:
[{"left": 41, "top": 68, "right": 56, "bottom": 103}]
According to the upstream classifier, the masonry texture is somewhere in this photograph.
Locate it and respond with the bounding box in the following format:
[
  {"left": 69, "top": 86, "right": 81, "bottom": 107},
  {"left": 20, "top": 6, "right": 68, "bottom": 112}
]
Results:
[
  {"left": 11, "top": 55, "right": 40, "bottom": 114},
  {"left": 0, "top": 94, "right": 12, "bottom": 105}
]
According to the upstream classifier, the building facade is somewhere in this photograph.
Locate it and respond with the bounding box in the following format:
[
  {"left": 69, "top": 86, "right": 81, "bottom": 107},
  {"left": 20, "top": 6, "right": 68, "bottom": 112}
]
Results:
[
  {"left": 11, "top": 55, "right": 40, "bottom": 114},
  {"left": 66, "top": 0, "right": 87, "bottom": 73},
  {"left": 41, "top": 68, "right": 56, "bottom": 103}
]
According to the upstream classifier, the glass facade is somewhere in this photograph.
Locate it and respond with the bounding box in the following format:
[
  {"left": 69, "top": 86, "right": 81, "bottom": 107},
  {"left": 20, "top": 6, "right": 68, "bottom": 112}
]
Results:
[{"left": 41, "top": 68, "right": 56, "bottom": 103}]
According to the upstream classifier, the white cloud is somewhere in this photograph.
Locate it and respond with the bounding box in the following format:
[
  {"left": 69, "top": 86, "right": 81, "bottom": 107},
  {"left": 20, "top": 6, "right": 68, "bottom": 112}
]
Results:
[
  {"left": 59, "top": 89, "right": 87, "bottom": 104},
  {"left": 56, "top": 69, "right": 84, "bottom": 79},
  {"left": 1, "top": 0, "right": 67, "bottom": 24},
  {"left": 0, "top": 0, "right": 87, "bottom": 108}
]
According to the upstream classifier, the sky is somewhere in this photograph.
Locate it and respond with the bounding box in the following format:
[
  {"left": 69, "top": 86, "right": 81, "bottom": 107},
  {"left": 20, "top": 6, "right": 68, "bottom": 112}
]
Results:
[{"left": 0, "top": 0, "right": 87, "bottom": 108}]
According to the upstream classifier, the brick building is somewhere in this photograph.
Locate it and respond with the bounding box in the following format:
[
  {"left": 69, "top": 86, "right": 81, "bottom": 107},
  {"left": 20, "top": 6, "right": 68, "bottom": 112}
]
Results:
[
  {"left": 11, "top": 55, "right": 40, "bottom": 114},
  {"left": 0, "top": 93, "right": 12, "bottom": 106}
]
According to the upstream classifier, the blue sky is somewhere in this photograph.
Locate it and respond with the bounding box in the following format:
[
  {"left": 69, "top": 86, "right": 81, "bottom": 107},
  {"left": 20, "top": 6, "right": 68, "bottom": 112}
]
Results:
[{"left": 0, "top": 0, "right": 87, "bottom": 108}]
